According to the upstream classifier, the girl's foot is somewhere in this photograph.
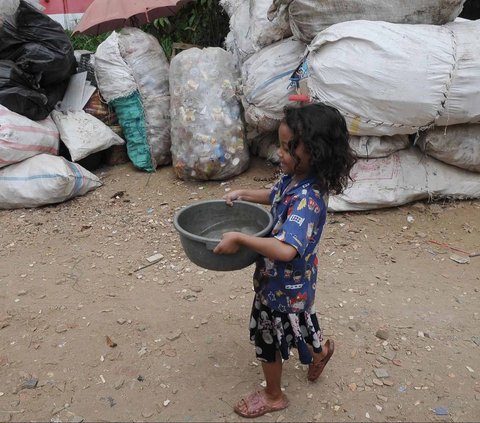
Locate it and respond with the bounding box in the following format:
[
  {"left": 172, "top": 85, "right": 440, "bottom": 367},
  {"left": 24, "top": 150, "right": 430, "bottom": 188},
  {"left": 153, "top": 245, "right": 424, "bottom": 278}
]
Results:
[
  {"left": 308, "top": 339, "right": 335, "bottom": 382},
  {"left": 234, "top": 390, "right": 289, "bottom": 418}
]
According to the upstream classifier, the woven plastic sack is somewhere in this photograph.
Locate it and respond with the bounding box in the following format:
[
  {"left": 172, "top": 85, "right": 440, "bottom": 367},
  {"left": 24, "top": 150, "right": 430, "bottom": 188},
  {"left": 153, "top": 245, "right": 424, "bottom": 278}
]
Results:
[
  {"left": 94, "top": 32, "right": 137, "bottom": 103},
  {"left": 329, "top": 147, "right": 480, "bottom": 212},
  {"left": 229, "top": 0, "right": 291, "bottom": 63},
  {"left": 268, "top": 0, "right": 466, "bottom": 44},
  {"left": 110, "top": 91, "right": 154, "bottom": 173},
  {"left": 350, "top": 134, "right": 411, "bottom": 159},
  {"left": 416, "top": 124, "right": 480, "bottom": 172},
  {"left": 0, "top": 153, "right": 102, "bottom": 209},
  {"left": 241, "top": 37, "right": 305, "bottom": 133},
  {"left": 170, "top": 47, "right": 248, "bottom": 181},
  {"left": 0, "top": 104, "right": 58, "bottom": 168},
  {"left": 303, "top": 20, "right": 480, "bottom": 137},
  {"left": 51, "top": 110, "right": 124, "bottom": 162},
  {"left": 117, "top": 28, "right": 171, "bottom": 166}
]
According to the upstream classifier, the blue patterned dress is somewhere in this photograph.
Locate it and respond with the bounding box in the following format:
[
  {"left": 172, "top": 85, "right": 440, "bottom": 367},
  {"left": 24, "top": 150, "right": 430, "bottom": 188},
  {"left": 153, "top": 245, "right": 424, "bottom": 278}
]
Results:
[{"left": 250, "top": 174, "right": 327, "bottom": 364}]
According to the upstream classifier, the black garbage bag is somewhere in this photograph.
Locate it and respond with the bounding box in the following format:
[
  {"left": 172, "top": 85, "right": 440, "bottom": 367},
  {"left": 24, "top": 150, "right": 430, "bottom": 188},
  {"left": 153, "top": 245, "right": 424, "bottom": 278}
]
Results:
[
  {"left": 0, "top": 60, "right": 51, "bottom": 120},
  {"left": 0, "top": 0, "right": 76, "bottom": 87}
]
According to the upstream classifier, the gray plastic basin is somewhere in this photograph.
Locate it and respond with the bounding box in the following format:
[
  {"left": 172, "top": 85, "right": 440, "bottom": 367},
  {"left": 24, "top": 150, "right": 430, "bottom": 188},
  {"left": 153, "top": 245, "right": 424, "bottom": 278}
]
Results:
[{"left": 174, "top": 200, "right": 273, "bottom": 271}]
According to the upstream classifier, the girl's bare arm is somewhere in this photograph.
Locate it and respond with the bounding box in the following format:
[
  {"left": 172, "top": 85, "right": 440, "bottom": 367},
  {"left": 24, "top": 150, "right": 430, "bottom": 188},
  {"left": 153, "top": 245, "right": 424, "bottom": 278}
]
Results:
[
  {"left": 213, "top": 232, "right": 297, "bottom": 262},
  {"left": 223, "top": 189, "right": 271, "bottom": 205}
]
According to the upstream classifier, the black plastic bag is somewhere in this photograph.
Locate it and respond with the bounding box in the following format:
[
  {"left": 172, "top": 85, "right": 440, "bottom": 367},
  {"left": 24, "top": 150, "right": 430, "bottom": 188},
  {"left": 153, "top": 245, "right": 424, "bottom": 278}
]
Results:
[
  {"left": 0, "top": 60, "right": 50, "bottom": 120},
  {"left": 0, "top": 0, "right": 76, "bottom": 87}
]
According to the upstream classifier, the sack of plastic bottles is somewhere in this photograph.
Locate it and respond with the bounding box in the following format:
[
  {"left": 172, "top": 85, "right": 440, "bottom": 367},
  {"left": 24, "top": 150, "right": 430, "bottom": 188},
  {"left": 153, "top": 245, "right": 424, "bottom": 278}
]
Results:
[{"left": 170, "top": 47, "right": 249, "bottom": 181}]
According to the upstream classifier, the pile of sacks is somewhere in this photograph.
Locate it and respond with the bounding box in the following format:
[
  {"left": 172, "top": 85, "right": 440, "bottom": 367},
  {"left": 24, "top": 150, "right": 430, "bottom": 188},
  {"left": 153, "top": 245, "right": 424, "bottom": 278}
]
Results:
[
  {"left": 94, "top": 28, "right": 250, "bottom": 181},
  {"left": 222, "top": 0, "right": 480, "bottom": 211},
  {"left": 0, "top": 0, "right": 108, "bottom": 210}
]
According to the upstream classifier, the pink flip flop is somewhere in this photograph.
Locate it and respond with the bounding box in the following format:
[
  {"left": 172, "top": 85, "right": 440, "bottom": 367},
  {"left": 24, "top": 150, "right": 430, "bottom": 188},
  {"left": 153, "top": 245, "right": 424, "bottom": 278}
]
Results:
[
  {"left": 308, "top": 339, "right": 335, "bottom": 382},
  {"left": 234, "top": 390, "right": 289, "bottom": 418}
]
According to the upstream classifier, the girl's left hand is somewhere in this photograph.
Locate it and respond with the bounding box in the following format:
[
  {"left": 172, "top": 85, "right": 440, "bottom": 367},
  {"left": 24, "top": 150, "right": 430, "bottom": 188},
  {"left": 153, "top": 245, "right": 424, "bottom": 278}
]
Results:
[{"left": 213, "top": 232, "right": 240, "bottom": 255}]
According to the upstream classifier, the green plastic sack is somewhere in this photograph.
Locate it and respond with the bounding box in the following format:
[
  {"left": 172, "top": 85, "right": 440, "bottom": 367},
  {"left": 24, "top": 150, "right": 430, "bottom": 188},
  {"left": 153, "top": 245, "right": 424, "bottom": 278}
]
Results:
[{"left": 110, "top": 91, "right": 154, "bottom": 172}]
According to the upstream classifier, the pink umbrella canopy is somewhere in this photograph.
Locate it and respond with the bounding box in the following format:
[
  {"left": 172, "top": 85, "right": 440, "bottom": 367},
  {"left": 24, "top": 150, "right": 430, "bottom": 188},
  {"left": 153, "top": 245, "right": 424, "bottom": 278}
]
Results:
[{"left": 73, "top": 0, "right": 192, "bottom": 35}]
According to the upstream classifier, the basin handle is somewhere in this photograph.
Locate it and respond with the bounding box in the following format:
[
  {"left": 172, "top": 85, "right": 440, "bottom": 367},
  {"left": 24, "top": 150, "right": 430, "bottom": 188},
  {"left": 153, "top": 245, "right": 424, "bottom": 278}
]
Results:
[{"left": 205, "top": 241, "right": 219, "bottom": 251}]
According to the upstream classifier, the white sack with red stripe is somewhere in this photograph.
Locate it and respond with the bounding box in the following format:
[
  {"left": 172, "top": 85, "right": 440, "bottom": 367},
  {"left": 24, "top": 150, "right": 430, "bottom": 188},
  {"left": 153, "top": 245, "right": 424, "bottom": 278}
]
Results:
[{"left": 0, "top": 105, "right": 59, "bottom": 168}]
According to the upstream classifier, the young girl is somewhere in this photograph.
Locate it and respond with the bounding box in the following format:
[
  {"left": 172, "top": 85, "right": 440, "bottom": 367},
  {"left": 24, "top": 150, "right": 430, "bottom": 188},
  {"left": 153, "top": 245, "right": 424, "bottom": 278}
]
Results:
[{"left": 213, "top": 102, "right": 356, "bottom": 418}]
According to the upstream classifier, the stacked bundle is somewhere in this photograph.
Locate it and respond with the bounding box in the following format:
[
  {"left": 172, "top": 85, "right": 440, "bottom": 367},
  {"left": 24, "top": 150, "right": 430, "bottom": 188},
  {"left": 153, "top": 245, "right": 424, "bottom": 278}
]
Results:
[
  {"left": 222, "top": 0, "right": 480, "bottom": 210},
  {"left": 0, "top": 1, "right": 102, "bottom": 210}
]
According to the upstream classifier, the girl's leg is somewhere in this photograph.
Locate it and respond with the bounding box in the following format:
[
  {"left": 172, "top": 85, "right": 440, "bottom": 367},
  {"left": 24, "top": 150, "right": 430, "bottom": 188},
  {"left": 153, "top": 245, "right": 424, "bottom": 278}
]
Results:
[{"left": 262, "top": 351, "right": 284, "bottom": 400}]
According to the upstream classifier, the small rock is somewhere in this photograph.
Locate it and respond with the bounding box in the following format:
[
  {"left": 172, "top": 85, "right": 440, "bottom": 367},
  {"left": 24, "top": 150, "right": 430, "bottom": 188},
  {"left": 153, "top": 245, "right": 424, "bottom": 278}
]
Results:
[
  {"left": 349, "top": 322, "right": 361, "bottom": 332},
  {"left": 142, "top": 410, "right": 155, "bottom": 418},
  {"left": 167, "top": 329, "right": 182, "bottom": 341},
  {"left": 21, "top": 377, "right": 38, "bottom": 390},
  {"left": 190, "top": 286, "right": 203, "bottom": 293},
  {"left": 373, "top": 378, "right": 384, "bottom": 386},
  {"left": 114, "top": 379, "right": 124, "bottom": 390},
  {"left": 375, "top": 329, "right": 389, "bottom": 340},
  {"left": 382, "top": 351, "right": 397, "bottom": 361},
  {"left": 69, "top": 416, "right": 84, "bottom": 423},
  {"left": 117, "top": 318, "right": 127, "bottom": 325},
  {"left": 55, "top": 325, "right": 68, "bottom": 333},
  {"left": 450, "top": 254, "right": 469, "bottom": 264},
  {"left": 146, "top": 253, "right": 164, "bottom": 263},
  {"left": 183, "top": 294, "right": 197, "bottom": 302},
  {"left": 374, "top": 368, "right": 389, "bottom": 379}
]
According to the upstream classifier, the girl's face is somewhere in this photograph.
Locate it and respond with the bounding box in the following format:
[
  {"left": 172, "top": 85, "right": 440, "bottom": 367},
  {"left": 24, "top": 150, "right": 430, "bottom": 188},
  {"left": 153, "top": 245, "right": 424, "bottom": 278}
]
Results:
[{"left": 277, "top": 122, "right": 311, "bottom": 179}]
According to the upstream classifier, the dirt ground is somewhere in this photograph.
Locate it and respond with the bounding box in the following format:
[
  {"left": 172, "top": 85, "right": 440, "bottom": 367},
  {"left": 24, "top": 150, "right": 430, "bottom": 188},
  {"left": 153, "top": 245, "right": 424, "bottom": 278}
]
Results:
[{"left": 1, "top": 157, "right": 479, "bottom": 423}]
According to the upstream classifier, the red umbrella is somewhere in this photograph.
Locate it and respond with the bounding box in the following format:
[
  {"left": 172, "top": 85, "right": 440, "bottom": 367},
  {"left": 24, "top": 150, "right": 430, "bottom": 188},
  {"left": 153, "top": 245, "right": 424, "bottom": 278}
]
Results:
[{"left": 73, "top": 0, "right": 192, "bottom": 35}]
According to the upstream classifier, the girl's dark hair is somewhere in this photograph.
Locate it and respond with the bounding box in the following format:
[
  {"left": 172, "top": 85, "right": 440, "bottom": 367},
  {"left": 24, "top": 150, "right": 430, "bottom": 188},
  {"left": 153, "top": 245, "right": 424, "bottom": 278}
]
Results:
[{"left": 283, "top": 102, "right": 357, "bottom": 195}]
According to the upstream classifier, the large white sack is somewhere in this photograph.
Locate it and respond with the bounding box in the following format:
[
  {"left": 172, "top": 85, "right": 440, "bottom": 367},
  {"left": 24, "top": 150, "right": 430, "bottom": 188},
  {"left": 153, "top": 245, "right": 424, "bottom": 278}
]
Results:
[
  {"left": 304, "top": 20, "right": 480, "bottom": 137},
  {"left": 242, "top": 37, "right": 305, "bottom": 132},
  {"left": 94, "top": 32, "right": 137, "bottom": 103},
  {"left": 0, "top": 105, "right": 59, "bottom": 168},
  {"left": 51, "top": 110, "right": 124, "bottom": 162},
  {"left": 0, "top": 154, "right": 102, "bottom": 209},
  {"left": 329, "top": 147, "right": 480, "bottom": 212},
  {"left": 350, "top": 134, "right": 411, "bottom": 159},
  {"left": 229, "top": 0, "right": 291, "bottom": 63},
  {"left": 416, "top": 124, "right": 480, "bottom": 173},
  {"left": 117, "top": 28, "right": 171, "bottom": 166},
  {"left": 267, "top": 0, "right": 465, "bottom": 44}
]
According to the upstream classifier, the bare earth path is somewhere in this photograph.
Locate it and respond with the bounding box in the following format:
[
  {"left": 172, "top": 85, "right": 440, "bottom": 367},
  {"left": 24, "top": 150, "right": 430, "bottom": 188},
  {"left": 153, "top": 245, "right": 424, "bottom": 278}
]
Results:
[{"left": 1, "top": 158, "right": 479, "bottom": 422}]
